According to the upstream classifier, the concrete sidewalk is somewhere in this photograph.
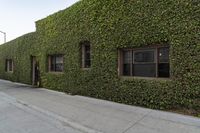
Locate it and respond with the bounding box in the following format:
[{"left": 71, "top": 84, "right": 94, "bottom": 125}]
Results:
[
  {"left": 0, "top": 79, "right": 200, "bottom": 133},
  {"left": 0, "top": 92, "right": 83, "bottom": 133}
]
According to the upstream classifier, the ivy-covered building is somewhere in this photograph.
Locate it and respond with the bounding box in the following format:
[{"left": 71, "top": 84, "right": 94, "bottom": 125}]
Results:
[{"left": 0, "top": 0, "right": 199, "bottom": 111}]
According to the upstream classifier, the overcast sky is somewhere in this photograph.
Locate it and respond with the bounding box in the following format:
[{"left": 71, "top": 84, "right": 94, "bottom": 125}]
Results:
[{"left": 0, "top": 0, "right": 79, "bottom": 44}]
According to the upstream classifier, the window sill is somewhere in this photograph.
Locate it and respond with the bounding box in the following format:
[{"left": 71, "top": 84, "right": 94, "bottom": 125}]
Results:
[
  {"left": 48, "top": 71, "right": 64, "bottom": 74},
  {"left": 81, "top": 68, "right": 91, "bottom": 71},
  {"left": 120, "top": 76, "right": 171, "bottom": 81},
  {"left": 6, "top": 71, "right": 13, "bottom": 74}
]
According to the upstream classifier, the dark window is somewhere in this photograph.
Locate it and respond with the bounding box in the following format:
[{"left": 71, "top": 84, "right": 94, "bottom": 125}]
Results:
[
  {"left": 49, "top": 55, "right": 63, "bottom": 72},
  {"left": 133, "top": 64, "right": 156, "bottom": 77},
  {"left": 134, "top": 51, "right": 154, "bottom": 62},
  {"left": 81, "top": 41, "right": 91, "bottom": 68},
  {"left": 133, "top": 50, "right": 156, "bottom": 77},
  {"left": 5, "top": 59, "right": 13, "bottom": 72},
  {"left": 123, "top": 50, "right": 132, "bottom": 76},
  {"left": 158, "top": 47, "right": 170, "bottom": 77},
  {"left": 121, "top": 46, "right": 170, "bottom": 78}
]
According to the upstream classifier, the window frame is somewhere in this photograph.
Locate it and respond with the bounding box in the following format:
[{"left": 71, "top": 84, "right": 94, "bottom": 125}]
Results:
[
  {"left": 5, "top": 59, "right": 13, "bottom": 73},
  {"left": 118, "top": 45, "right": 170, "bottom": 79},
  {"left": 81, "top": 41, "right": 91, "bottom": 69},
  {"left": 48, "top": 54, "right": 64, "bottom": 73}
]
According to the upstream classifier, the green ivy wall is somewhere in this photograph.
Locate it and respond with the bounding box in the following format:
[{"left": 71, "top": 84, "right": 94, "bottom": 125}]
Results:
[{"left": 0, "top": 0, "right": 199, "bottom": 111}]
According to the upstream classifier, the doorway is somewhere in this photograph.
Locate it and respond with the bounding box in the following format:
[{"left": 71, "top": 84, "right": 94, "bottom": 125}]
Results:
[{"left": 31, "top": 56, "right": 40, "bottom": 87}]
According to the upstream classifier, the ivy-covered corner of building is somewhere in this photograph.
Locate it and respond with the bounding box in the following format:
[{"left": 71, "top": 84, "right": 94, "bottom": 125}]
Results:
[{"left": 0, "top": 0, "right": 199, "bottom": 112}]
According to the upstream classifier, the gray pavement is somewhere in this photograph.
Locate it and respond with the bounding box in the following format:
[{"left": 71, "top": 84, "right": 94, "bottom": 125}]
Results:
[
  {"left": 0, "top": 79, "right": 200, "bottom": 133},
  {"left": 0, "top": 92, "right": 83, "bottom": 133}
]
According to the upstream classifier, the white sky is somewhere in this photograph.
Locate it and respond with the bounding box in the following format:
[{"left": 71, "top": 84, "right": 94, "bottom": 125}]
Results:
[{"left": 0, "top": 0, "right": 79, "bottom": 44}]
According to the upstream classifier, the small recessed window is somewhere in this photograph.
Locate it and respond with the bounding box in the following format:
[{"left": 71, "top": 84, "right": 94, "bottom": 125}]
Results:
[
  {"left": 5, "top": 59, "right": 13, "bottom": 72},
  {"left": 120, "top": 46, "right": 170, "bottom": 78},
  {"left": 48, "top": 55, "right": 64, "bottom": 72},
  {"left": 81, "top": 41, "right": 91, "bottom": 68}
]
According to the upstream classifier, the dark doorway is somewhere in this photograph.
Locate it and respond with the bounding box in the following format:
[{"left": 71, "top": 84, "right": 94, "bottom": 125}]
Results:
[{"left": 31, "top": 56, "right": 40, "bottom": 87}]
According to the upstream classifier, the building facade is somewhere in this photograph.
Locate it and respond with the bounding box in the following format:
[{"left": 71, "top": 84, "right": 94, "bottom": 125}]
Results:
[{"left": 0, "top": 0, "right": 199, "bottom": 110}]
